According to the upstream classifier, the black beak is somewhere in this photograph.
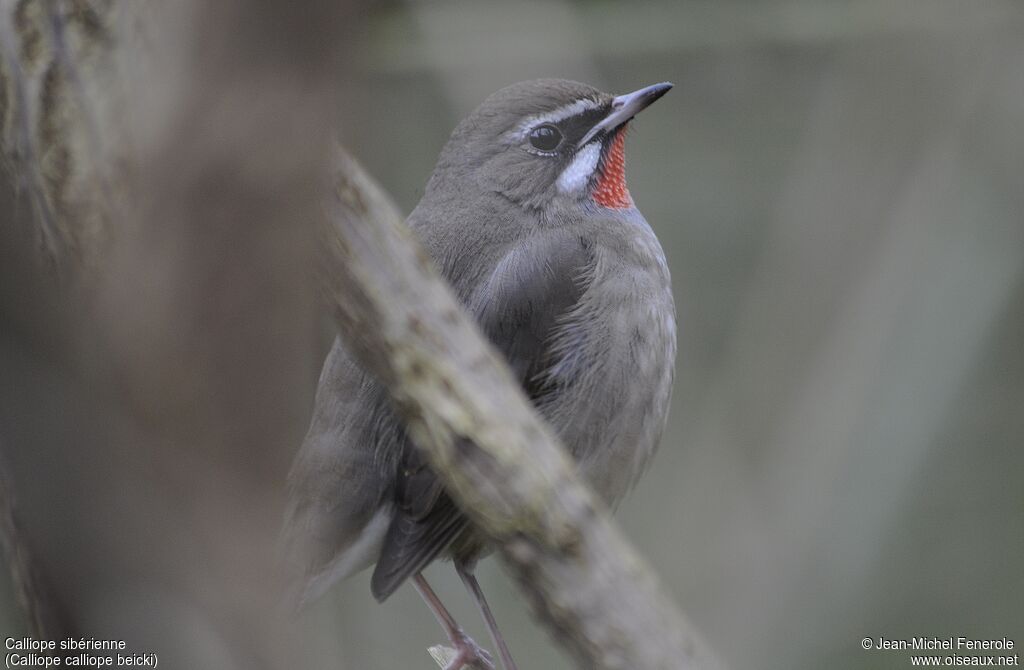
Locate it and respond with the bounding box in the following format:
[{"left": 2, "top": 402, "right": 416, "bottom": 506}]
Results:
[{"left": 577, "top": 82, "right": 673, "bottom": 148}]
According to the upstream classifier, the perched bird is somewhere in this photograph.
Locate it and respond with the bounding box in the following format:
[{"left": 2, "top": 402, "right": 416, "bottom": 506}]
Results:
[{"left": 285, "top": 79, "right": 676, "bottom": 670}]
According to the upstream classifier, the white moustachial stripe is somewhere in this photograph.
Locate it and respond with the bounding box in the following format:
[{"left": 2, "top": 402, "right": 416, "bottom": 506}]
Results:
[{"left": 556, "top": 142, "right": 601, "bottom": 195}]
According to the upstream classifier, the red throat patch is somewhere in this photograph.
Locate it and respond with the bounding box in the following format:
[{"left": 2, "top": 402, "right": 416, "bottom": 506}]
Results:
[{"left": 592, "top": 129, "right": 633, "bottom": 209}]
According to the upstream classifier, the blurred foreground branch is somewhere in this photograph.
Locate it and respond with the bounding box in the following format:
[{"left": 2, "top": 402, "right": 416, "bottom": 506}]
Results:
[
  {"left": 323, "top": 146, "right": 723, "bottom": 670},
  {"left": 1, "top": 0, "right": 722, "bottom": 667},
  {"left": 0, "top": 0, "right": 343, "bottom": 666},
  {"left": 0, "top": 452, "right": 69, "bottom": 639}
]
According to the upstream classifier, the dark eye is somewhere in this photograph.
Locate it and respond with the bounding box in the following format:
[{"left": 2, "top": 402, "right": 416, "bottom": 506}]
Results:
[{"left": 528, "top": 124, "right": 562, "bottom": 152}]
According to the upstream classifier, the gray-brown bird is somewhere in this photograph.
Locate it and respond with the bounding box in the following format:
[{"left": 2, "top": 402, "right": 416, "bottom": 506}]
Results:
[{"left": 285, "top": 79, "right": 676, "bottom": 670}]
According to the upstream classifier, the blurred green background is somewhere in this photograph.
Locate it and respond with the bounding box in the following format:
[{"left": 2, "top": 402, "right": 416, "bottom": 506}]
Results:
[{"left": 310, "top": 1, "right": 1024, "bottom": 668}]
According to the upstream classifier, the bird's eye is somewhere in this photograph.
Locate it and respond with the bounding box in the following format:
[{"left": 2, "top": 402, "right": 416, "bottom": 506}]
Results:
[{"left": 528, "top": 124, "right": 562, "bottom": 152}]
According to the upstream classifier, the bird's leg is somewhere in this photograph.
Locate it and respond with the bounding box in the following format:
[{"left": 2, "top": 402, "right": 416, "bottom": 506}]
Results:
[
  {"left": 412, "top": 573, "right": 495, "bottom": 670},
  {"left": 455, "top": 563, "right": 519, "bottom": 670}
]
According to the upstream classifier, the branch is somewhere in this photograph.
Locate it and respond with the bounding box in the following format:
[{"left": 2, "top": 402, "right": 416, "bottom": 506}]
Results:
[
  {"left": 0, "top": 450, "right": 71, "bottom": 640},
  {"left": 322, "top": 146, "right": 724, "bottom": 670}
]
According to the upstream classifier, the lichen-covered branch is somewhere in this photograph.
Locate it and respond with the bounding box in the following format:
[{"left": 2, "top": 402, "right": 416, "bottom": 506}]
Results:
[{"left": 323, "top": 146, "right": 724, "bottom": 670}]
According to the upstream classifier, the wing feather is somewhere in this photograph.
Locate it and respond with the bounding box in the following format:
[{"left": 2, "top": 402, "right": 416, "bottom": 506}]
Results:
[{"left": 369, "top": 231, "right": 593, "bottom": 599}]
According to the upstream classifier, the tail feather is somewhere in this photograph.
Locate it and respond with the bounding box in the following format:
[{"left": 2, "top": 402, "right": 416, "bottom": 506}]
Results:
[{"left": 370, "top": 495, "right": 469, "bottom": 602}]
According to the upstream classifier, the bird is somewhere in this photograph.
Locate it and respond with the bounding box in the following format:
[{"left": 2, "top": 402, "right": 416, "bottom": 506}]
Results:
[{"left": 284, "top": 79, "right": 677, "bottom": 670}]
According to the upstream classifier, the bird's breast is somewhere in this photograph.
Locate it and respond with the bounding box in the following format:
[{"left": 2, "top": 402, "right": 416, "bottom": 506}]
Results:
[{"left": 542, "top": 215, "right": 676, "bottom": 505}]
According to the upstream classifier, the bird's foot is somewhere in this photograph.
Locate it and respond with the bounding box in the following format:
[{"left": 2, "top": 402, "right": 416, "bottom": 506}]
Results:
[{"left": 429, "top": 629, "right": 495, "bottom": 670}]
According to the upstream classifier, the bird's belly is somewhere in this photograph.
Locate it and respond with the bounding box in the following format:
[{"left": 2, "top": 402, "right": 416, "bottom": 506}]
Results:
[{"left": 543, "top": 281, "right": 676, "bottom": 507}]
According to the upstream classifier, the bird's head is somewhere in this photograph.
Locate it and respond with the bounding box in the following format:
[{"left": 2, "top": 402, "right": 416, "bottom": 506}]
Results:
[{"left": 429, "top": 79, "right": 672, "bottom": 213}]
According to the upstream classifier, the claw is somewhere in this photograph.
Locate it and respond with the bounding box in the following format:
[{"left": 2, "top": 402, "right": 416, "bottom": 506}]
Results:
[
  {"left": 429, "top": 630, "right": 495, "bottom": 670},
  {"left": 449, "top": 630, "right": 494, "bottom": 670},
  {"left": 413, "top": 573, "right": 498, "bottom": 670}
]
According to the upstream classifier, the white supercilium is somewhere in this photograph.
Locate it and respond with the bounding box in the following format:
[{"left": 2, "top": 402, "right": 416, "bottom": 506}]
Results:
[{"left": 516, "top": 98, "right": 599, "bottom": 135}]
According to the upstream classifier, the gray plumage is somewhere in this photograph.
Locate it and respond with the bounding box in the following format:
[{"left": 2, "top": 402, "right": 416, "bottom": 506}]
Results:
[{"left": 284, "top": 79, "right": 676, "bottom": 608}]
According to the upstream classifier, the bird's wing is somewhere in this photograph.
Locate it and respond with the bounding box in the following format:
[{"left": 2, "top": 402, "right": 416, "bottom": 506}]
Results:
[
  {"left": 284, "top": 343, "right": 399, "bottom": 607},
  {"left": 474, "top": 232, "right": 594, "bottom": 402},
  {"left": 370, "top": 231, "right": 593, "bottom": 601},
  {"left": 370, "top": 442, "right": 470, "bottom": 601}
]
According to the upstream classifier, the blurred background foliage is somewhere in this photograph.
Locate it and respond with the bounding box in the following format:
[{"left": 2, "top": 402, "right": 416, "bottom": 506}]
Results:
[
  {"left": 1, "top": 0, "right": 1022, "bottom": 669},
  {"left": 325, "top": 1, "right": 1024, "bottom": 669}
]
